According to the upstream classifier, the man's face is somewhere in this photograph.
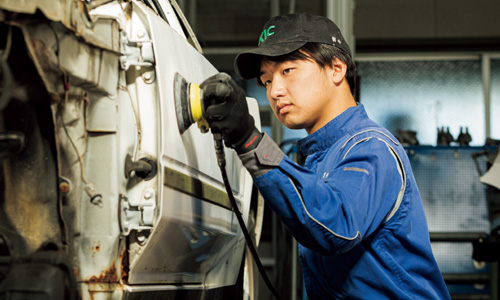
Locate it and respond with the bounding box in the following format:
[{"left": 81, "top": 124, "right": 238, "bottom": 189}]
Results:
[{"left": 259, "top": 57, "right": 337, "bottom": 134}]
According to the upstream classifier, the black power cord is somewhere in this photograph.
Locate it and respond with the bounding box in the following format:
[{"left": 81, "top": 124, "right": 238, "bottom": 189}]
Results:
[{"left": 213, "top": 133, "right": 282, "bottom": 300}]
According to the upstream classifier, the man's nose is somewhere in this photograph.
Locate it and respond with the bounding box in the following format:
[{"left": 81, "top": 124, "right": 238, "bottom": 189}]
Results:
[{"left": 269, "top": 77, "right": 286, "bottom": 100}]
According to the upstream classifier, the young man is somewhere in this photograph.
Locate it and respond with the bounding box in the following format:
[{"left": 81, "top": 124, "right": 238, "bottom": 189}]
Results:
[{"left": 201, "top": 13, "right": 451, "bottom": 299}]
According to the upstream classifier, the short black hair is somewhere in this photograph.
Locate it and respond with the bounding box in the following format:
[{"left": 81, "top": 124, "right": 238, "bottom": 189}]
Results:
[{"left": 258, "top": 43, "right": 357, "bottom": 97}]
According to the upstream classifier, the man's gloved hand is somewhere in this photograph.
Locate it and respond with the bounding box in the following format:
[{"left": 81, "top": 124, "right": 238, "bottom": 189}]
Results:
[{"left": 200, "top": 72, "right": 262, "bottom": 154}]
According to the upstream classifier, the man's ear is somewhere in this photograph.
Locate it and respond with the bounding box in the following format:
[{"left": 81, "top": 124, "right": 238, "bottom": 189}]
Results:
[{"left": 331, "top": 58, "right": 347, "bottom": 86}]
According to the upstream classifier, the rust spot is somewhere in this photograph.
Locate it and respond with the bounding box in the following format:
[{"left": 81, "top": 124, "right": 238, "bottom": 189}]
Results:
[
  {"left": 123, "top": 3, "right": 132, "bottom": 21},
  {"left": 89, "top": 260, "right": 118, "bottom": 283},
  {"left": 120, "top": 249, "right": 129, "bottom": 283},
  {"left": 89, "top": 241, "right": 101, "bottom": 258}
]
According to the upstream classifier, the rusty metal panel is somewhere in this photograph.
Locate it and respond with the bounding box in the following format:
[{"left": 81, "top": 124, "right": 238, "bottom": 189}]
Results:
[
  {"left": 1, "top": 0, "right": 121, "bottom": 53},
  {"left": 0, "top": 1, "right": 260, "bottom": 298},
  {"left": 7, "top": 21, "right": 119, "bottom": 99}
]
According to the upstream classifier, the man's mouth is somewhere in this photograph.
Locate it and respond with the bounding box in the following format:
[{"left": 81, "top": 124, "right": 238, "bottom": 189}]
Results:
[{"left": 277, "top": 103, "right": 291, "bottom": 115}]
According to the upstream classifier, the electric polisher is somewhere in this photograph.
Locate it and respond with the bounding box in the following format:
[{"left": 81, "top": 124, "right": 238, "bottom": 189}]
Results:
[{"left": 173, "top": 72, "right": 209, "bottom": 134}]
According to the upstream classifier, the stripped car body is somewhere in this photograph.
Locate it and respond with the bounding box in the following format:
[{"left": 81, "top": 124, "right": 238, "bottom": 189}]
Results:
[{"left": 0, "top": 1, "right": 262, "bottom": 299}]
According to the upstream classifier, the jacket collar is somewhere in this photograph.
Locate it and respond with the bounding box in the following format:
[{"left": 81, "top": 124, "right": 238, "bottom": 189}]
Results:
[{"left": 298, "top": 103, "right": 368, "bottom": 156}]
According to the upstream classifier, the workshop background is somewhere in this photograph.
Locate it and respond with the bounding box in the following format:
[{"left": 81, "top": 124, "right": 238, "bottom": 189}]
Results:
[{"left": 178, "top": 1, "right": 500, "bottom": 299}]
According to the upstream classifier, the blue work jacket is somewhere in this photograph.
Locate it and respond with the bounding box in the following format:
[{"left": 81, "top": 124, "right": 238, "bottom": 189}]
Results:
[{"left": 239, "top": 104, "right": 451, "bottom": 299}]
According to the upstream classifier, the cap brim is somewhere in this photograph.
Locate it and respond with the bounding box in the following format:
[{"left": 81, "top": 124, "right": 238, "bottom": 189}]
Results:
[{"left": 234, "top": 41, "right": 307, "bottom": 79}]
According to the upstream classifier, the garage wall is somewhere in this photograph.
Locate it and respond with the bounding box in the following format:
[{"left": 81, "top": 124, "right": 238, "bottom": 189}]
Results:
[
  {"left": 355, "top": 0, "right": 500, "bottom": 40},
  {"left": 192, "top": 0, "right": 500, "bottom": 51}
]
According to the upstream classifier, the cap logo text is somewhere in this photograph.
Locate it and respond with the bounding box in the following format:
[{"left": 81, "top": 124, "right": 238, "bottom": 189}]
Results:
[{"left": 258, "top": 25, "right": 275, "bottom": 45}]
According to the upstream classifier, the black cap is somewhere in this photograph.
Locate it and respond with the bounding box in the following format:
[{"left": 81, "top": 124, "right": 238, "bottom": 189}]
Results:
[{"left": 234, "top": 13, "right": 351, "bottom": 79}]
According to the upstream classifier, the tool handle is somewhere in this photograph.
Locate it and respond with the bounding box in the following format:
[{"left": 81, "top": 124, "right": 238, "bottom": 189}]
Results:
[{"left": 213, "top": 133, "right": 226, "bottom": 168}]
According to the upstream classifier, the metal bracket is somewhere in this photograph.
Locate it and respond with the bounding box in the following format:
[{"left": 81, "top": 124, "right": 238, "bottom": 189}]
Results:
[
  {"left": 119, "top": 31, "right": 154, "bottom": 70},
  {"left": 119, "top": 188, "right": 156, "bottom": 236}
]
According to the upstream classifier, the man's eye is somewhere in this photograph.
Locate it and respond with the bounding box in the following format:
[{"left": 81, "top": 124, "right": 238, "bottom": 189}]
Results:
[
  {"left": 264, "top": 80, "right": 271, "bottom": 87},
  {"left": 283, "top": 68, "right": 293, "bottom": 75}
]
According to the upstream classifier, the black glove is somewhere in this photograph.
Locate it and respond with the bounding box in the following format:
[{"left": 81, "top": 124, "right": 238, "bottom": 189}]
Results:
[{"left": 200, "top": 73, "right": 262, "bottom": 154}]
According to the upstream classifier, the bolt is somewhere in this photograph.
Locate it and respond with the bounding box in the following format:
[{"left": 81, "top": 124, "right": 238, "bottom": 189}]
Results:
[
  {"left": 137, "top": 29, "right": 145, "bottom": 39},
  {"left": 144, "top": 190, "right": 153, "bottom": 200},
  {"left": 137, "top": 235, "right": 147, "bottom": 245},
  {"left": 90, "top": 195, "right": 103, "bottom": 207},
  {"left": 142, "top": 71, "right": 155, "bottom": 84},
  {"left": 59, "top": 182, "right": 70, "bottom": 193}
]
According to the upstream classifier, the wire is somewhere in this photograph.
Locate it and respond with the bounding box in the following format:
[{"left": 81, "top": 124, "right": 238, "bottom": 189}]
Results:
[
  {"left": 120, "top": 82, "right": 142, "bottom": 160},
  {"left": 0, "top": 25, "right": 13, "bottom": 111},
  {"left": 60, "top": 78, "right": 90, "bottom": 186},
  {"left": 0, "top": 55, "right": 13, "bottom": 111},
  {"left": 48, "top": 22, "right": 89, "bottom": 185},
  {"left": 1, "top": 25, "right": 12, "bottom": 60},
  {"left": 212, "top": 133, "right": 282, "bottom": 300}
]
